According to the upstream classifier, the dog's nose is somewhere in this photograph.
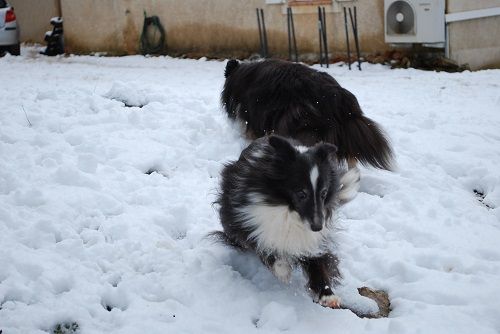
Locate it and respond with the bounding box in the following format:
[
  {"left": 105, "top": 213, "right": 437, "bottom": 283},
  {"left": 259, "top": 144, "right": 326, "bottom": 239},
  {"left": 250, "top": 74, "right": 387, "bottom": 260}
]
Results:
[
  {"left": 310, "top": 219, "right": 323, "bottom": 232},
  {"left": 311, "top": 225, "right": 322, "bottom": 232}
]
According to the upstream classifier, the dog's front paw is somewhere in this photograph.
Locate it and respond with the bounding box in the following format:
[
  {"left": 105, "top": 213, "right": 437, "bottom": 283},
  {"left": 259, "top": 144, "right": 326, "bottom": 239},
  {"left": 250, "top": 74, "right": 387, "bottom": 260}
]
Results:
[{"left": 319, "top": 294, "right": 342, "bottom": 309}]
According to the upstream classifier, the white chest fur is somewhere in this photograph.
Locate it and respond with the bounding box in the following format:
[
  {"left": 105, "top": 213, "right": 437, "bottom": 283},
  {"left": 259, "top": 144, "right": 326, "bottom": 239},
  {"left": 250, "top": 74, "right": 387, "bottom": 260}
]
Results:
[{"left": 237, "top": 198, "right": 328, "bottom": 257}]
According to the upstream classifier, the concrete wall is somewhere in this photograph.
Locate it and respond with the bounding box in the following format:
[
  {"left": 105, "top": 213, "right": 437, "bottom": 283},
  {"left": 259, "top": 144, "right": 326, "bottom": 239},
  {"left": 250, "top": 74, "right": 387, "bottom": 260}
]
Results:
[
  {"left": 447, "top": 1, "right": 500, "bottom": 70},
  {"left": 11, "top": 0, "right": 500, "bottom": 69},
  {"left": 9, "top": 0, "right": 60, "bottom": 43},
  {"left": 60, "top": 0, "right": 389, "bottom": 58}
]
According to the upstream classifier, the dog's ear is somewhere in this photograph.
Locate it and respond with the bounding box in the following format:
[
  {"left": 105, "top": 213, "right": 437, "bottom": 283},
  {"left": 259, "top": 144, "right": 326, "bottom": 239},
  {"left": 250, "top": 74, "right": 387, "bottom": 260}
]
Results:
[
  {"left": 225, "top": 59, "right": 240, "bottom": 78},
  {"left": 269, "top": 135, "right": 296, "bottom": 161},
  {"left": 314, "top": 142, "right": 338, "bottom": 163}
]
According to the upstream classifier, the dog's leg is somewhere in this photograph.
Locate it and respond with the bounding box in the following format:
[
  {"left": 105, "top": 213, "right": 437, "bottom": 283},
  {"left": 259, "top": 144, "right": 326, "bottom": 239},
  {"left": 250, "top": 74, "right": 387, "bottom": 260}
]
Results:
[
  {"left": 260, "top": 254, "right": 293, "bottom": 284},
  {"left": 300, "top": 252, "right": 341, "bottom": 308},
  {"left": 338, "top": 166, "right": 361, "bottom": 204}
]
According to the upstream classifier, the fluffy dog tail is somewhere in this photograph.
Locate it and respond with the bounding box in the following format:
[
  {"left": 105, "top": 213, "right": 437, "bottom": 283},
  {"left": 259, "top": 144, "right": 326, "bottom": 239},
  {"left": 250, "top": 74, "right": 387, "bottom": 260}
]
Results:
[
  {"left": 338, "top": 114, "right": 394, "bottom": 170},
  {"left": 224, "top": 59, "right": 240, "bottom": 78}
]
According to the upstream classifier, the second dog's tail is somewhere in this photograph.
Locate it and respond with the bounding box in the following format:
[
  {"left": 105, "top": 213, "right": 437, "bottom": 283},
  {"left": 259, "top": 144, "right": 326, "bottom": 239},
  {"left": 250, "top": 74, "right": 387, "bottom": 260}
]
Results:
[
  {"left": 328, "top": 88, "right": 395, "bottom": 171},
  {"left": 337, "top": 114, "right": 394, "bottom": 170}
]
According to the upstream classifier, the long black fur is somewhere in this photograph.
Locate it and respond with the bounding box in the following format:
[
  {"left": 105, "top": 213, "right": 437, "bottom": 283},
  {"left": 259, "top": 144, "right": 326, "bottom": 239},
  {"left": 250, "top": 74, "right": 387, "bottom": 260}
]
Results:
[
  {"left": 221, "top": 59, "right": 394, "bottom": 170},
  {"left": 214, "top": 135, "right": 346, "bottom": 303}
]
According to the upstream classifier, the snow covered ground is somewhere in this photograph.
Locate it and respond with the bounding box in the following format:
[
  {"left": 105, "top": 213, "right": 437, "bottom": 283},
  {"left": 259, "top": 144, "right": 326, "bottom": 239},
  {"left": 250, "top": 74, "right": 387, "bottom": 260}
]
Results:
[{"left": 1, "top": 47, "right": 499, "bottom": 334}]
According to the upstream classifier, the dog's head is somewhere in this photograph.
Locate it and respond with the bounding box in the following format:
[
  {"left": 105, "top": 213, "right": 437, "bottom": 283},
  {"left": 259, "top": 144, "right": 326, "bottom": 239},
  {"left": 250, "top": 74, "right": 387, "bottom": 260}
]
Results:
[{"left": 242, "top": 135, "right": 359, "bottom": 233}]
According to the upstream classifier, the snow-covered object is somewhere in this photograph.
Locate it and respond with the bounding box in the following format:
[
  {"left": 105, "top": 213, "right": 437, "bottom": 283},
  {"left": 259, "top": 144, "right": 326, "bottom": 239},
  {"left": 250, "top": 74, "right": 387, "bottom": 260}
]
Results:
[
  {"left": 0, "top": 47, "right": 499, "bottom": 334},
  {"left": 50, "top": 16, "right": 63, "bottom": 25},
  {"left": 104, "top": 81, "right": 150, "bottom": 108}
]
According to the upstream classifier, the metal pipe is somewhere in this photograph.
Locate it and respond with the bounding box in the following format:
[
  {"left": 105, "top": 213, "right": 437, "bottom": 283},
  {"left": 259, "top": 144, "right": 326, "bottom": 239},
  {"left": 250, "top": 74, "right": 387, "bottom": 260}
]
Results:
[
  {"left": 256, "top": 8, "right": 264, "bottom": 57},
  {"left": 445, "top": 23, "right": 450, "bottom": 59},
  {"left": 343, "top": 7, "right": 351, "bottom": 70},
  {"left": 318, "top": 7, "right": 324, "bottom": 67},
  {"left": 287, "top": 8, "right": 292, "bottom": 61},
  {"left": 261, "top": 9, "right": 269, "bottom": 58},
  {"left": 56, "top": 0, "right": 62, "bottom": 17},
  {"left": 290, "top": 7, "right": 298, "bottom": 62},
  {"left": 445, "top": 7, "right": 500, "bottom": 23},
  {"left": 349, "top": 7, "right": 361, "bottom": 70},
  {"left": 322, "top": 7, "right": 329, "bottom": 68}
]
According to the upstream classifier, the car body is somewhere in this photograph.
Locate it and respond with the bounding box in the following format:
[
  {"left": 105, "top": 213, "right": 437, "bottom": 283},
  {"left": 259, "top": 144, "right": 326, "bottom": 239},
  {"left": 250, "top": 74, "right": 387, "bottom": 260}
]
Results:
[{"left": 0, "top": 0, "right": 20, "bottom": 55}]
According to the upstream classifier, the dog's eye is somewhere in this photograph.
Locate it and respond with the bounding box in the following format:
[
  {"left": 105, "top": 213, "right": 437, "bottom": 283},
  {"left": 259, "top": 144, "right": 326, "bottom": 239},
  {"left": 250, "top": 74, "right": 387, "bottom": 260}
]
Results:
[
  {"left": 296, "top": 190, "right": 308, "bottom": 201},
  {"left": 320, "top": 189, "right": 328, "bottom": 199}
]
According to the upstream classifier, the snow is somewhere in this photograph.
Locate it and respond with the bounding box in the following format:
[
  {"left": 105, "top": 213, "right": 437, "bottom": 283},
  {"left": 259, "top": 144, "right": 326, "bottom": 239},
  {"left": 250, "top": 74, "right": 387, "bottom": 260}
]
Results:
[{"left": 1, "top": 46, "right": 500, "bottom": 334}]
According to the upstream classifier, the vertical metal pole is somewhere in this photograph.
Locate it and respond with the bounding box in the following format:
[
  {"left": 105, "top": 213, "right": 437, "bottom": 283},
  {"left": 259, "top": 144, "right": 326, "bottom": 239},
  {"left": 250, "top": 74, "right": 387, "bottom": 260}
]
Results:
[
  {"left": 56, "top": 0, "right": 62, "bottom": 17},
  {"left": 318, "top": 7, "right": 324, "bottom": 67},
  {"left": 445, "top": 23, "right": 450, "bottom": 59},
  {"left": 287, "top": 8, "right": 292, "bottom": 61},
  {"left": 349, "top": 7, "right": 362, "bottom": 70},
  {"left": 322, "top": 7, "right": 329, "bottom": 68},
  {"left": 343, "top": 7, "right": 351, "bottom": 70},
  {"left": 354, "top": 6, "right": 361, "bottom": 70},
  {"left": 256, "top": 8, "right": 264, "bottom": 57},
  {"left": 261, "top": 9, "right": 269, "bottom": 58},
  {"left": 290, "top": 8, "right": 298, "bottom": 62}
]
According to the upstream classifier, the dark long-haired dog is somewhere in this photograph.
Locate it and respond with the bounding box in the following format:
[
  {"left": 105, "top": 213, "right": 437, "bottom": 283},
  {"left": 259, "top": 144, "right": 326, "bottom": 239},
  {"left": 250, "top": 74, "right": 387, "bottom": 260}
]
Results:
[
  {"left": 221, "top": 59, "right": 394, "bottom": 170},
  {"left": 212, "top": 135, "right": 360, "bottom": 308}
]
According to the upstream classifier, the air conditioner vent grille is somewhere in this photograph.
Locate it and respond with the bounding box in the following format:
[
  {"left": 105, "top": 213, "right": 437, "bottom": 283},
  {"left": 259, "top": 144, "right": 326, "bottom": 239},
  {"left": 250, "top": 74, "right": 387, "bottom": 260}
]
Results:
[{"left": 387, "top": 0, "right": 415, "bottom": 35}]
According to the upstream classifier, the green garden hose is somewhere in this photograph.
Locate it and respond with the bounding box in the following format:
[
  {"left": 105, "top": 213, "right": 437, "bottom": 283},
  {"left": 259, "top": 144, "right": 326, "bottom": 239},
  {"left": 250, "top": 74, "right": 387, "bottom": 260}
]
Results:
[{"left": 140, "top": 11, "right": 166, "bottom": 55}]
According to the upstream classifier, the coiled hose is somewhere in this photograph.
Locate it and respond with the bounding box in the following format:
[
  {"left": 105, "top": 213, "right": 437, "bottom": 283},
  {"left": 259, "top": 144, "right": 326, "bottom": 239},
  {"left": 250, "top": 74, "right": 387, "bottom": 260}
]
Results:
[{"left": 140, "top": 11, "right": 166, "bottom": 55}]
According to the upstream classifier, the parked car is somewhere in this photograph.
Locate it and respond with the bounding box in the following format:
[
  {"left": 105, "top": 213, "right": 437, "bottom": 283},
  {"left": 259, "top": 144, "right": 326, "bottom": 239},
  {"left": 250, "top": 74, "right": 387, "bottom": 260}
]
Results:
[{"left": 0, "top": 0, "right": 20, "bottom": 56}]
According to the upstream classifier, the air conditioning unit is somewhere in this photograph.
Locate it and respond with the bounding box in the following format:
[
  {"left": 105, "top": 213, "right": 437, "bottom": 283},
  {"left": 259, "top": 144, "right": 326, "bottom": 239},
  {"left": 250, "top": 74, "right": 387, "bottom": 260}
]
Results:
[{"left": 385, "top": 0, "right": 445, "bottom": 44}]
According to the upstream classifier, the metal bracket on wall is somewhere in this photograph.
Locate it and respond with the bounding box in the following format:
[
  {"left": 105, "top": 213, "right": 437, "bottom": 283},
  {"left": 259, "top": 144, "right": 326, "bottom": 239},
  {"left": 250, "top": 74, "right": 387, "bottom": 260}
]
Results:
[
  {"left": 445, "top": 7, "right": 500, "bottom": 59},
  {"left": 445, "top": 7, "right": 500, "bottom": 23}
]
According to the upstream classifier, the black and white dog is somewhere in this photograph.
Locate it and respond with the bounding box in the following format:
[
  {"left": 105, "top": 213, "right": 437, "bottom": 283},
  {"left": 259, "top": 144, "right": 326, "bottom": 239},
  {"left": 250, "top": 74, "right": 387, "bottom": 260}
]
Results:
[
  {"left": 221, "top": 59, "right": 394, "bottom": 170},
  {"left": 212, "top": 135, "right": 360, "bottom": 308}
]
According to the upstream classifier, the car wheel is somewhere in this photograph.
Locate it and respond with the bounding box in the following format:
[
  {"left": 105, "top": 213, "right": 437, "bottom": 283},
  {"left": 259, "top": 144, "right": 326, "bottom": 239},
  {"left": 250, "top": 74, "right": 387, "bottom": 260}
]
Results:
[{"left": 8, "top": 43, "right": 20, "bottom": 56}]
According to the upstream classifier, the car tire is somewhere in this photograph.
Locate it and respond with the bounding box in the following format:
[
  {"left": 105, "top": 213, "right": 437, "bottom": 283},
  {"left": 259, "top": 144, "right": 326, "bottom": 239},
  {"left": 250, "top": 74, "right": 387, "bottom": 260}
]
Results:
[{"left": 8, "top": 43, "right": 20, "bottom": 56}]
